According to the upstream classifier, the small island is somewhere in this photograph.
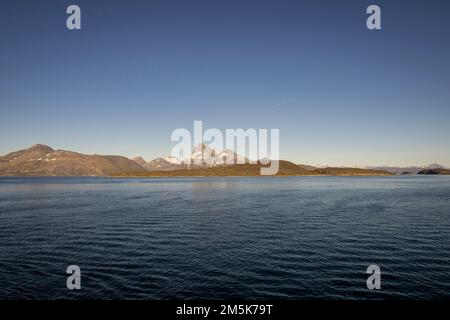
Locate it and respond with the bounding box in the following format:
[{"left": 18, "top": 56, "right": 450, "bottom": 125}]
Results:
[{"left": 417, "top": 169, "right": 450, "bottom": 175}]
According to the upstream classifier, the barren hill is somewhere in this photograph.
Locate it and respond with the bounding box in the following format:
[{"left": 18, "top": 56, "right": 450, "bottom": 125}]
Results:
[
  {"left": 114, "top": 160, "right": 392, "bottom": 177},
  {"left": 0, "top": 144, "right": 147, "bottom": 176}
]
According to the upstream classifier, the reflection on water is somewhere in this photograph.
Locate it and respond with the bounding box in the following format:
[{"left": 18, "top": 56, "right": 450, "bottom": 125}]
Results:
[{"left": 0, "top": 176, "right": 450, "bottom": 299}]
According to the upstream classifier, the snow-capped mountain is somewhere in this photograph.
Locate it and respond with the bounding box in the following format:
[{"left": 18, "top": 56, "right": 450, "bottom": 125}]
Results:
[
  {"left": 136, "top": 144, "right": 250, "bottom": 171},
  {"left": 189, "top": 144, "right": 249, "bottom": 166},
  {"left": 216, "top": 149, "right": 248, "bottom": 165},
  {"left": 190, "top": 144, "right": 220, "bottom": 166},
  {"left": 164, "top": 156, "right": 182, "bottom": 165}
]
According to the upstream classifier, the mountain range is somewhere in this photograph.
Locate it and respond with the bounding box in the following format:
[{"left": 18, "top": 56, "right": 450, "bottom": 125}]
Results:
[{"left": 0, "top": 144, "right": 447, "bottom": 176}]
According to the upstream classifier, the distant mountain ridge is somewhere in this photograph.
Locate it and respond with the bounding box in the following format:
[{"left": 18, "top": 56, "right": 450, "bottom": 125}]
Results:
[
  {"left": 367, "top": 164, "right": 447, "bottom": 175},
  {"left": 2, "top": 144, "right": 446, "bottom": 177},
  {"left": 134, "top": 144, "right": 251, "bottom": 171}
]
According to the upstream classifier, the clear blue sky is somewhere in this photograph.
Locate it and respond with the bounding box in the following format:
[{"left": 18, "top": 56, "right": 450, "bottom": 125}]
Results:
[{"left": 1, "top": 0, "right": 450, "bottom": 167}]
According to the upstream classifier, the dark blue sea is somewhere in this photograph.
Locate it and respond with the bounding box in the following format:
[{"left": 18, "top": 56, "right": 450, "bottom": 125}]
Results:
[{"left": 0, "top": 176, "right": 449, "bottom": 299}]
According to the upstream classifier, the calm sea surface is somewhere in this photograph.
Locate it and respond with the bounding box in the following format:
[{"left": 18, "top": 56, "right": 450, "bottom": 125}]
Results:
[{"left": 0, "top": 176, "right": 449, "bottom": 299}]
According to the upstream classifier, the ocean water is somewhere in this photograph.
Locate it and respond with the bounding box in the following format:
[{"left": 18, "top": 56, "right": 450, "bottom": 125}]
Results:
[{"left": 0, "top": 176, "right": 449, "bottom": 300}]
